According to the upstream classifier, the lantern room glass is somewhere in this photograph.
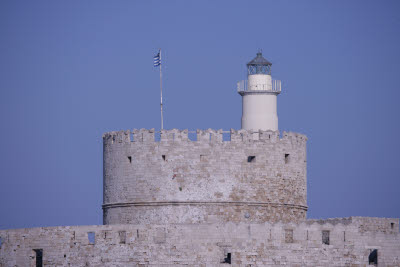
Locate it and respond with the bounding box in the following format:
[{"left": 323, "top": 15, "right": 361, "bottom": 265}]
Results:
[{"left": 247, "top": 64, "right": 271, "bottom": 75}]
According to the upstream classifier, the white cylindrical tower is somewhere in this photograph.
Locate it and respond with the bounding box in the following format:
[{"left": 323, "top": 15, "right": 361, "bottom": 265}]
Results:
[{"left": 238, "top": 52, "right": 281, "bottom": 131}]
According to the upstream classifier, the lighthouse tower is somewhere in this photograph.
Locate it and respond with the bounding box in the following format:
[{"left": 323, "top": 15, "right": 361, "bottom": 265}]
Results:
[{"left": 238, "top": 52, "right": 281, "bottom": 131}]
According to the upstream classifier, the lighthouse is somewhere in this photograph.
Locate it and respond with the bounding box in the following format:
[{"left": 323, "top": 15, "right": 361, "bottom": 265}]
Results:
[{"left": 238, "top": 52, "right": 281, "bottom": 131}]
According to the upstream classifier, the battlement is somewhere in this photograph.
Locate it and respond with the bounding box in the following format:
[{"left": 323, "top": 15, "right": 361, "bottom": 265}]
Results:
[{"left": 102, "top": 128, "right": 307, "bottom": 145}]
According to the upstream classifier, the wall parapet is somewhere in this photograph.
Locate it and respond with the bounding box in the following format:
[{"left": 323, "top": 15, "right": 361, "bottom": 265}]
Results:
[
  {"left": 306, "top": 217, "right": 399, "bottom": 233},
  {"left": 102, "top": 128, "right": 307, "bottom": 145}
]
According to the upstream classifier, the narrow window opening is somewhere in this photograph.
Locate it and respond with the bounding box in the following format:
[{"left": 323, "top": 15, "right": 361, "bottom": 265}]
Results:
[
  {"left": 64, "top": 254, "right": 66, "bottom": 258},
  {"left": 112, "top": 136, "right": 116, "bottom": 144},
  {"left": 88, "top": 232, "right": 95, "bottom": 245},
  {"left": 306, "top": 230, "right": 308, "bottom": 240},
  {"left": 369, "top": 249, "right": 378, "bottom": 265},
  {"left": 33, "top": 249, "right": 43, "bottom": 267},
  {"left": 343, "top": 231, "right": 346, "bottom": 242},
  {"left": 162, "top": 155, "right": 166, "bottom": 161},
  {"left": 128, "top": 156, "right": 132, "bottom": 163},
  {"left": 285, "top": 229, "right": 293, "bottom": 243},
  {"left": 137, "top": 229, "right": 139, "bottom": 238},
  {"left": 391, "top": 222, "right": 394, "bottom": 229},
  {"left": 248, "top": 156, "right": 256, "bottom": 163},
  {"left": 322, "top": 230, "right": 330, "bottom": 245},
  {"left": 222, "top": 252, "right": 231, "bottom": 264},
  {"left": 285, "top": 154, "right": 290, "bottom": 164},
  {"left": 119, "top": 231, "right": 126, "bottom": 244}
]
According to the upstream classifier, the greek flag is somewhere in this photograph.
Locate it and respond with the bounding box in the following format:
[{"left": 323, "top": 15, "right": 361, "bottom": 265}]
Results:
[{"left": 153, "top": 50, "right": 161, "bottom": 67}]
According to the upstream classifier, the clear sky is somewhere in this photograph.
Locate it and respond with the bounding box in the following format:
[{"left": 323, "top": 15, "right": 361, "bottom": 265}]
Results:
[{"left": 0, "top": 1, "right": 399, "bottom": 229}]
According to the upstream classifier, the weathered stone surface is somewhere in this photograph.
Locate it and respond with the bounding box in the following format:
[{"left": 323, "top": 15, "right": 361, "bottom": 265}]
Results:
[
  {"left": 0, "top": 218, "right": 399, "bottom": 266},
  {"left": 103, "top": 129, "right": 307, "bottom": 224}
]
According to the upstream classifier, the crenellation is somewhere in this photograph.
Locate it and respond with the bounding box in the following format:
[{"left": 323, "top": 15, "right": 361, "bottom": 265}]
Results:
[
  {"left": 281, "top": 131, "right": 307, "bottom": 148},
  {"left": 173, "top": 129, "right": 188, "bottom": 142},
  {"left": 229, "top": 128, "right": 241, "bottom": 142},
  {"left": 211, "top": 129, "right": 223, "bottom": 142},
  {"left": 133, "top": 128, "right": 155, "bottom": 143},
  {"left": 160, "top": 129, "right": 174, "bottom": 142},
  {"left": 102, "top": 129, "right": 308, "bottom": 147},
  {"left": 118, "top": 130, "right": 130, "bottom": 143},
  {"left": 259, "top": 130, "right": 279, "bottom": 142},
  {"left": 196, "top": 129, "right": 211, "bottom": 142},
  {"left": 237, "top": 129, "right": 253, "bottom": 142}
]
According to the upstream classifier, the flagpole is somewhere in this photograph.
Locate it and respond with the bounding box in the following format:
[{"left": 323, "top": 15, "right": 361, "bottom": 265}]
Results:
[{"left": 160, "top": 49, "right": 163, "bottom": 130}]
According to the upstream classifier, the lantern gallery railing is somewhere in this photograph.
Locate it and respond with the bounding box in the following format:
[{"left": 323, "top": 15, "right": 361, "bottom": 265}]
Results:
[{"left": 237, "top": 80, "right": 281, "bottom": 93}]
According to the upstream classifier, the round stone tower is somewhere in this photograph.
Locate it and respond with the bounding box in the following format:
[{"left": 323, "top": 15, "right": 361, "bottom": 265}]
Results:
[
  {"left": 238, "top": 52, "right": 281, "bottom": 131},
  {"left": 102, "top": 53, "right": 307, "bottom": 225}
]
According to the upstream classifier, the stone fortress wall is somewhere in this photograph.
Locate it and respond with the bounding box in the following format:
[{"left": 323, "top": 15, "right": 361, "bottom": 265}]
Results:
[
  {"left": 102, "top": 129, "right": 307, "bottom": 225},
  {"left": 0, "top": 217, "right": 399, "bottom": 266},
  {"left": 1, "top": 129, "right": 400, "bottom": 266}
]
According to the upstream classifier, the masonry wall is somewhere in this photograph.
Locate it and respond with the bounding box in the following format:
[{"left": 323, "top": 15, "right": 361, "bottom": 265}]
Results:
[
  {"left": 1, "top": 217, "right": 399, "bottom": 267},
  {"left": 102, "top": 129, "right": 307, "bottom": 225}
]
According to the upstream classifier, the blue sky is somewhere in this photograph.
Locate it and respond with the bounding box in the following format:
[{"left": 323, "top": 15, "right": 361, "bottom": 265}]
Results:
[{"left": 0, "top": 1, "right": 399, "bottom": 229}]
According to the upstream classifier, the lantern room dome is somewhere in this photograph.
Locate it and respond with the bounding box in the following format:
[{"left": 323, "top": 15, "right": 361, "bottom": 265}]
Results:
[{"left": 247, "top": 52, "right": 272, "bottom": 66}]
